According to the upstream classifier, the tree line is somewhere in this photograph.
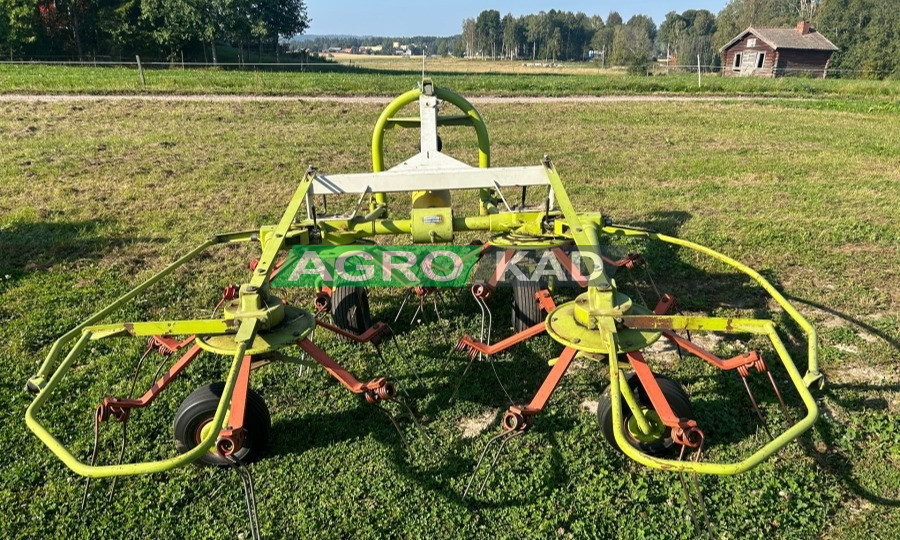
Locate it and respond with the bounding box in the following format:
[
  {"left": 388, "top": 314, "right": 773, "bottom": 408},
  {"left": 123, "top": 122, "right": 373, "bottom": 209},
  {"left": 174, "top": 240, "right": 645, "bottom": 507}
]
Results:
[
  {"left": 0, "top": 0, "right": 896, "bottom": 77},
  {"left": 457, "top": 1, "right": 897, "bottom": 77},
  {"left": 0, "top": 0, "right": 309, "bottom": 62}
]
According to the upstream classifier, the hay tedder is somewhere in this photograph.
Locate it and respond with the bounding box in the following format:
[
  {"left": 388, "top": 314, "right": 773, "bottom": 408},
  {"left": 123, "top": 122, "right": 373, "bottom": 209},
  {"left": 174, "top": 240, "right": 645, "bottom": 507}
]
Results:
[{"left": 25, "top": 80, "right": 823, "bottom": 536}]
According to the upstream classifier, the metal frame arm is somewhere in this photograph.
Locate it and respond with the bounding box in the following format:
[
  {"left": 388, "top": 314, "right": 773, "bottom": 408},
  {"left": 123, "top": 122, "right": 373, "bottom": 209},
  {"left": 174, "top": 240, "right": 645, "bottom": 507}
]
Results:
[
  {"left": 25, "top": 326, "right": 253, "bottom": 479},
  {"left": 605, "top": 225, "right": 822, "bottom": 387},
  {"left": 605, "top": 317, "right": 818, "bottom": 475},
  {"left": 27, "top": 232, "right": 254, "bottom": 392}
]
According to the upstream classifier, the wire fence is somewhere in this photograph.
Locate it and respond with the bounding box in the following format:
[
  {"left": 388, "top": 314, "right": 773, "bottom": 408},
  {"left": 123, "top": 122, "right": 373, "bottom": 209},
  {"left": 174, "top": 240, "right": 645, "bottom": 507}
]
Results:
[{"left": 0, "top": 57, "right": 894, "bottom": 78}]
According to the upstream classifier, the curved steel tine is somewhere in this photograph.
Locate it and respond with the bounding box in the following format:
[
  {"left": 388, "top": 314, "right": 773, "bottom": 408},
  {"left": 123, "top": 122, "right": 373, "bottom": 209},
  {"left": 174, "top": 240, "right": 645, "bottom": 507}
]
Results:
[
  {"left": 739, "top": 374, "right": 775, "bottom": 441},
  {"left": 374, "top": 345, "right": 411, "bottom": 399},
  {"left": 431, "top": 293, "right": 443, "bottom": 324},
  {"left": 126, "top": 344, "right": 154, "bottom": 398},
  {"left": 239, "top": 463, "right": 260, "bottom": 540},
  {"left": 392, "top": 397, "right": 430, "bottom": 445},
  {"left": 105, "top": 343, "right": 153, "bottom": 503},
  {"left": 678, "top": 446, "right": 702, "bottom": 537},
  {"left": 80, "top": 412, "right": 102, "bottom": 511},
  {"left": 107, "top": 422, "right": 128, "bottom": 502},
  {"left": 431, "top": 293, "right": 452, "bottom": 344},
  {"left": 391, "top": 339, "right": 426, "bottom": 391},
  {"left": 409, "top": 299, "right": 424, "bottom": 325},
  {"left": 474, "top": 294, "right": 487, "bottom": 360},
  {"left": 486, "top": 355, "right": 514, "bottom": 405},
  {"left": 477, "top": 430, "right": 524, "bottom": 495},
  {"left": 766, "top": 370, "right": 795, "bottom": 425},
  {"left": 484, "top": 297, "right": 493, "bottom": 349},
  {"left": 224, "top": 454, "right": 261, "bottom": 540},
  {"left": 462, "top": 429, "right": 515, "bottom": 499},
  {"left": 448, "top": 353, "right": 477, "bottom": 404},
  {"left": 377, "top": 405, "right": 409, "bottom": 449},
  {"left": 394, "top": 289, "right": 412, "bottom": 323},
  {"left": 298, "top": 326, "right": 316, "bottom": 374}
]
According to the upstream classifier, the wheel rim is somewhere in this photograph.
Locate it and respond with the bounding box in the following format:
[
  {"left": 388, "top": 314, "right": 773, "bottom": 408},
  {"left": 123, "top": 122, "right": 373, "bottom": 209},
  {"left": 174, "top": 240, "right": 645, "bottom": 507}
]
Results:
[
  {"left": 194, "top": 417, "right": 218, "bottom": 456},
  {"left": 625, "top": 409, "right": 667, "bottom": 444}
]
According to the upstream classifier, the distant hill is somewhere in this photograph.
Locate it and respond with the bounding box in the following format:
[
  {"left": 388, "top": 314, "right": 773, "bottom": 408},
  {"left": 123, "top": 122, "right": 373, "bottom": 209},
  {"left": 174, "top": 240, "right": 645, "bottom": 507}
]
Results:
[{"left": 292, "top": 34, "right": 376, "bottom": 41}]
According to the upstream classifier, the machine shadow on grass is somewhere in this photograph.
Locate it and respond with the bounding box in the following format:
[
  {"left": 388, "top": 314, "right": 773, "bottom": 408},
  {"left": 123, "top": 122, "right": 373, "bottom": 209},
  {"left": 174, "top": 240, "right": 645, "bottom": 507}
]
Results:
[
  {"left": 266, "top": 210, "right": 848, "bottom": 508},
  {"left": 0, "top": 219, "right": 160, "bottom": 283}
]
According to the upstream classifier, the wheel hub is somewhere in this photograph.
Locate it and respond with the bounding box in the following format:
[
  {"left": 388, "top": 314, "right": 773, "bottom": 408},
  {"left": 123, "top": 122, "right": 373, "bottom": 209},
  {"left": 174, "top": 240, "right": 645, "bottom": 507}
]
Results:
[
  {"left": 545, "top": 291, "right": 662, "bottom": 354},
  {"left": 196, "top": 305, "right": 315, "bottom": 355}
]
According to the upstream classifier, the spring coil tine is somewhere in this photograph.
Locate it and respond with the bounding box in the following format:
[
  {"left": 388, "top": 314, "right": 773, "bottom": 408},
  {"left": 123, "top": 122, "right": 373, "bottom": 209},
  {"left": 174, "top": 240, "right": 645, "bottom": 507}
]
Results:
[
  {"left": 766, "top": 370, "right": 796, "bottom": 425},
  {"left": 739, "top": 374, "right": 775, "bottom": 441},
  {"left": 389, "top": 335, "right": 426, "bottom": 391},
  {"left": 377, "top": 405, "right": 409, "bottom": 449},
  {"left": 487, "top": 355, "right": 513, "bottom": 406},
  {"left": 409, "top": 296, "right": 425, "bottom": 325},
  {"left": 484, "top": 297, "right": 493, "bottom": 350},
  {"left": 643, "top": 260, "right": 662, "bottom": 301},
  {"left": 448, "top": 353, "right": 477, "bottom": 404},
  {"left": 462, "top": 429, "right": 515, "bottom": 499},
  {"left": 474, "top": 293, "right": 487, "bottom": 361},
  {"left": 106, "top": 422, "right": 128, "bottom": 502},
  {"left": 477, "top": 430, "right": 524, "bottom": 496},
  {"left": 80, "top": 409, "right": 103, "bottom": 511},
  {"left": 374, "top": 345, "right": 410, "bottom": 399},
  {"left": 223, "top": 453, "right": 261, "bottom": 540},
  {"left": 678, "top": 444, "right": 715, "bottom": 539},
  {"left": 392, "top": 397, "right": 430, "bottom": 446},
  {"left": 394, "top": 289, "right": 412, "bottom": 323}
]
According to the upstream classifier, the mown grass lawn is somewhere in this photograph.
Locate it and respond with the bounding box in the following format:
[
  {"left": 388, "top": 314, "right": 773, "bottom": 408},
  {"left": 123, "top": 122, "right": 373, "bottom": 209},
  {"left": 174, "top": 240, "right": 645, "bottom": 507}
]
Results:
[
  {"left": 1, "top": 64, "right": 900, "bottom": 99},
  {"left": 0, "top": 94, "right": 897, "bottom": 539}
]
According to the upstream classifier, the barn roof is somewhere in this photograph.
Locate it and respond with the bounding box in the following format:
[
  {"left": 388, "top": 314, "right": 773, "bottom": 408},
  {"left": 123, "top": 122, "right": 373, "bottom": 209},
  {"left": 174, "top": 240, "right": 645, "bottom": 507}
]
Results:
[{"left": 719, "top": 26, "right": 839, "bottom": 52}]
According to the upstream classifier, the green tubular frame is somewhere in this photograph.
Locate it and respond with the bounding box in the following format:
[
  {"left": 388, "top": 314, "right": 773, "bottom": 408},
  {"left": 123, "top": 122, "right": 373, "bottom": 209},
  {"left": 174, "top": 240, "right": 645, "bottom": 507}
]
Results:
[
  {"left": 24, "top": 230, "right": 257, "bottom": 478},
  {"left": 605, "top": 316, "right": 817, "bottom": 474},
  {"left": 593, "top": 225, "right": 821, "bottom": 474},
  {"left": 604, "top": 224, "right": 821, "bottom": 387},
  {"left": 26, "top": 81, "right": 820, "bottom": 480},
  {"left": 26, "top": 172, "right": 317, "bottom": 478},
  {"left": 26, "top": 332, "right": 250, "bottom": 478},
  {"left": 370, "top": 84, "right": 491, "bottom": 210},
  {"left": 26, "top": 232, "right": 254, "bottom": 391}
]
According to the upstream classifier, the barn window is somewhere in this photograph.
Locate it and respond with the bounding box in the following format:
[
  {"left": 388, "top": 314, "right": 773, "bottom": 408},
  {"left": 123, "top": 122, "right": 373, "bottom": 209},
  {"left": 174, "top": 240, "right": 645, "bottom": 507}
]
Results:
[
  {"left": 756, "top": 52, "right": 765, "bottom": 68},
  {"left": 733, "top": 53, "right": 742, "bottom": 69},
  {"left": 747, "top": 38, "right": 757, "bottom": 47}
]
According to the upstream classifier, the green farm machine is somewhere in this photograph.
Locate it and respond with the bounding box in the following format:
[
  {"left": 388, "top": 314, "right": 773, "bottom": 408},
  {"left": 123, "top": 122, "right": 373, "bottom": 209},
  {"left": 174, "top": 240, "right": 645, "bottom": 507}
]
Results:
[{"left": 25, "top": 81, "right": 823, "bottom": 537}]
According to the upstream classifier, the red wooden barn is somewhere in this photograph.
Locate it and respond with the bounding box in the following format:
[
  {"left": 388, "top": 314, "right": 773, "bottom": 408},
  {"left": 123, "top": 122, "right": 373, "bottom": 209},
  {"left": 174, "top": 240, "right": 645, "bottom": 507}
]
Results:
[{"left": 719, "top": 21, "right": 839, "bottom": 78}]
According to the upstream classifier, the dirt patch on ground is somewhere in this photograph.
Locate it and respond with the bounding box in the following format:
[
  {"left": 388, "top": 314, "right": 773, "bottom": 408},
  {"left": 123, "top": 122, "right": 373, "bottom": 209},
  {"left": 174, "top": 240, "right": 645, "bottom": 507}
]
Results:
[
  {"left": 458, "top": 409, "right": 499, "bottom": 438},
  {"left": 828, "top": 364, "right": 898, "bottom": 385}
]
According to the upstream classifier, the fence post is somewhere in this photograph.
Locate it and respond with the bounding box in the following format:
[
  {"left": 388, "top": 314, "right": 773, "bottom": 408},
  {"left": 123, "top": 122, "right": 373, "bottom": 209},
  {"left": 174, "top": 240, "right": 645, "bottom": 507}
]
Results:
[
  {"left": 697, "top": 54, "right": 701, "bottom": 87},
  {"left": 136, "top": 55, "right": 146, "bottom": 87}
]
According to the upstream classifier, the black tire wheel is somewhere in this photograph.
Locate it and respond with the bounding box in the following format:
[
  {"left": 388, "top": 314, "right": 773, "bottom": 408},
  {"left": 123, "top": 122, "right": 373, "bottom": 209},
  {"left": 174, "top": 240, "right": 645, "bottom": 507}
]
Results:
[
  {"left": 174, "top": 382, "right": 271, "bottom": 466},
  {"left": 331, "top": 286, "right": 372, "bottom": 334},
  {"left": 511, "top": 281, "right": 546, "bottom": 332},
  {"left": 597, "top": 372, "right": 694, "bottom": 456}
]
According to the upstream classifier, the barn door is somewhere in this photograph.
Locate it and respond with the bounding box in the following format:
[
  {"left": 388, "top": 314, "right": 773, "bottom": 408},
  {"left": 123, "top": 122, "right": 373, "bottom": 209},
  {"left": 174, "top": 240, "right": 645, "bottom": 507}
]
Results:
[{"left": 743, "top": 51, "right": 758, "bottom": 75}]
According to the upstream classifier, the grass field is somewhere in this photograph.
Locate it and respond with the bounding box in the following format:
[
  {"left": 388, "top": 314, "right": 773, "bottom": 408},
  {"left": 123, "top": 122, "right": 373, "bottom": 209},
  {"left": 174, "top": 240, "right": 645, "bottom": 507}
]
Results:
[
  {"left": 2, "top": 64, "right": 900, "bottom": 99},
  {"left": 0, "top": 91, "right": 898, "bottom": 539}
]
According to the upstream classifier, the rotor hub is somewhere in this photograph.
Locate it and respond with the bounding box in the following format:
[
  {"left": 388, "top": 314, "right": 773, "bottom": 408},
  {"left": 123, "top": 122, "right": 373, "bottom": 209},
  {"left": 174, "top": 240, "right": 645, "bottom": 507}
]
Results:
[{"left": 545, "top": 291, "right": 662, "bottom": 354}]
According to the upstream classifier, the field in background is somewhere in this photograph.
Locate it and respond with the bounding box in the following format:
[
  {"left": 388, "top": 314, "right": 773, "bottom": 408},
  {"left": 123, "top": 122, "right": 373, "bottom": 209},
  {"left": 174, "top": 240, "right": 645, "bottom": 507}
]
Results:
[
  {"left": 0, "top": 93, "right": 897, "bottom": 538},
  {"left": 1, "top": 64, "right": 899, "bottom": 99},
  {"left": 327, "top": 52, "right": 619, "bottom": 75}
]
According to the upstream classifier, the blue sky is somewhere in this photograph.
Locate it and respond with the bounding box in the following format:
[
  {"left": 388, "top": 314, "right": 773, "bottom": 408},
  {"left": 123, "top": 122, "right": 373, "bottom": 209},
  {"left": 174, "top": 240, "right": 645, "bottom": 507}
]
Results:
[{"left": 306, "top": 1, "right": 730, "bottom": 36}]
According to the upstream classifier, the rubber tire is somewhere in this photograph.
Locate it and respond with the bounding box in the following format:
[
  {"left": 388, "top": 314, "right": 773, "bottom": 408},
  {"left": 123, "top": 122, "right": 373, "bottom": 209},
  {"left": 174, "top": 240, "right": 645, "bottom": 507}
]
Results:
[
  {"left": 511, "top": 281, "right": 546, "bottom": 332},
  {"left": 597, "top": 372, "right": 694, "bottom": 456},
  {"left": 331, "top": 286, "right": 372, "bottom": 334},
  {"left": 173, "top": 382, "right": 271, "bottom": 466}
]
